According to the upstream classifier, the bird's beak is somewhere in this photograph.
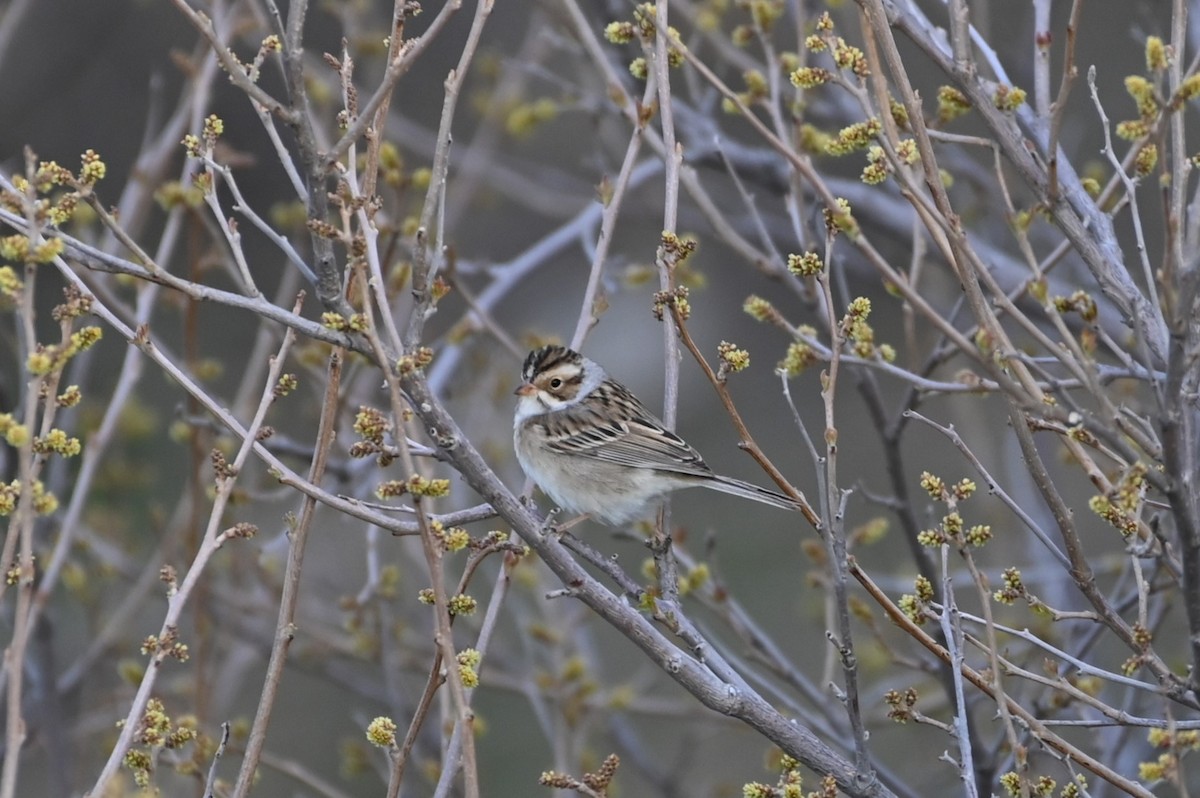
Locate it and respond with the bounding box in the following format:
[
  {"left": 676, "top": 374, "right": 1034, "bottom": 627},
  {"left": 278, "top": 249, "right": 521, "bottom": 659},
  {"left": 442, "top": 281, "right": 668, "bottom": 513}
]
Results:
[{"left": 514, "top": 383, "right": 537, "bottom": 397}]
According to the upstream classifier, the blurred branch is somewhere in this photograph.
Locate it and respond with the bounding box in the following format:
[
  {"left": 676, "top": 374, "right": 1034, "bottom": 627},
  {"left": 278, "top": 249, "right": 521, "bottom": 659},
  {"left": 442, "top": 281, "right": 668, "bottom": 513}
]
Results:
[
  {"left": 90, "top": 296, "right": 301, "bottom": 796},
  {"left": 0, "top": 1, "right": 1196, "bottom": 794},
  {"left": 851, "top": 562, "right": 1156, "bottom": 798},
  {"left": 233, "top": 344, "right": 343, "bottom": 797},
  {"left": 398, "top": 368, "right": 899, "bottom": 797}
]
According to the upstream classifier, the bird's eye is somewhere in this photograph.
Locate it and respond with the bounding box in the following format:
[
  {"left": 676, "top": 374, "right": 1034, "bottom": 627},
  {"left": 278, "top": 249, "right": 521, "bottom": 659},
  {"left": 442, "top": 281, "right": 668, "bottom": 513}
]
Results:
[{"left": 549, "top": 378, "right": 563, "bottom": 390}]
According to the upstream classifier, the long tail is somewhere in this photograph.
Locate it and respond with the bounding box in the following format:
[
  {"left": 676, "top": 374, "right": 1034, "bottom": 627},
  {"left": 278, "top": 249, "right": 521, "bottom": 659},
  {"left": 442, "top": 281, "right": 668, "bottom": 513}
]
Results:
[{"left": 703, "top": 475, "right": 804, "bottom": 513}]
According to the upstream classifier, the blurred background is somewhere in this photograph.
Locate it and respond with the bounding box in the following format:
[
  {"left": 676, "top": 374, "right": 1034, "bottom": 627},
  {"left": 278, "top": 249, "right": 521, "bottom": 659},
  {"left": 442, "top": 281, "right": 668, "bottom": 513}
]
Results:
[{"left": 0, "top": 0, "right": 1193, "bottom": 795}]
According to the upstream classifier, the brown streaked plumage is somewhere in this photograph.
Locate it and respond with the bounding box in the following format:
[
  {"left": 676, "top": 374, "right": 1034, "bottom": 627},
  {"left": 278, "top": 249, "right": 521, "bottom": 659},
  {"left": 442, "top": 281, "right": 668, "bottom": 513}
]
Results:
[{"left": 513, "top": 345, "right": 801, "bottom": 525}]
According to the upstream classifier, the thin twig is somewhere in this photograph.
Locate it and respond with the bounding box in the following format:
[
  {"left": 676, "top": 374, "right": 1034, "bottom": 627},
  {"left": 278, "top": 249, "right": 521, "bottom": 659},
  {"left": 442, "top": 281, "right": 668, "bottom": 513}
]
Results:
[
  {"left": 232, "top": 343, "right": 343, "bottom": 797},
  {"left": 851, "top": 562, "right": 1155, "bottom": 798},
  {"left": 203, "top": 722, "right": 231, "bottom": 798},
  {"left": 90, "top": 296, "right": 302, "bottom": 797}
]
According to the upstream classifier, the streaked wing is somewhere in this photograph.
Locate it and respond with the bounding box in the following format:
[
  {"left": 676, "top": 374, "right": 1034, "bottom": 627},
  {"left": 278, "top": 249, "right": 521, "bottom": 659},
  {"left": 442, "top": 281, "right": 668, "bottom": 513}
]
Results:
[{"left": 535, "top": 379, "right": 715, "bottom": 479}]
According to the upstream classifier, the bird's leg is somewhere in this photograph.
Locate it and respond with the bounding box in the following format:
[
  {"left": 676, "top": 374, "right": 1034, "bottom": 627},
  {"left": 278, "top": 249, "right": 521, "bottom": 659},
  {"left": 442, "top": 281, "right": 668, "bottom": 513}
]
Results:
[
  {"left": 551, "top": 512, "right": 591, "bottom": 536},
  {"left": 534, "top": 507, "right": 591, "bottom": 538}
]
